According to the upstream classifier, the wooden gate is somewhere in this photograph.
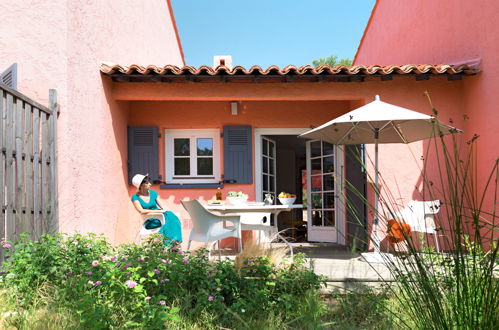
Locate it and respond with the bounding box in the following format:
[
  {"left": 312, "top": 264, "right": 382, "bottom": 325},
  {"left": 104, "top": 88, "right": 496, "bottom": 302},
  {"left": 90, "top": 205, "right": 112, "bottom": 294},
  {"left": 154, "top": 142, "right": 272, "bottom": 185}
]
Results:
[{"left": 1, "top": 84, "right": 58, "bottom": 262}]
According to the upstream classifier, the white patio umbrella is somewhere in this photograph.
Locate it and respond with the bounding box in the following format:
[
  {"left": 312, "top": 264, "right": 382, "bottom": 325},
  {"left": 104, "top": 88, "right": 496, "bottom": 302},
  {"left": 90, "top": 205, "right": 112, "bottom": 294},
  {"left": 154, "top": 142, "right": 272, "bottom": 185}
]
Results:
[{"left": 300, "top": 95, "right": 460, "bottom": 263}]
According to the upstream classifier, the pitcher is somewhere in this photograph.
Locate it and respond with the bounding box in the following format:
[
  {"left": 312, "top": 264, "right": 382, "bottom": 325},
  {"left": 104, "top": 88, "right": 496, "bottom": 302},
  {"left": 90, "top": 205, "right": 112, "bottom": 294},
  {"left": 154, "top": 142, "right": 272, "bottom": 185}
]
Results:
[{"left": 264, "top": 193, "right": 274, "bottom": 205}]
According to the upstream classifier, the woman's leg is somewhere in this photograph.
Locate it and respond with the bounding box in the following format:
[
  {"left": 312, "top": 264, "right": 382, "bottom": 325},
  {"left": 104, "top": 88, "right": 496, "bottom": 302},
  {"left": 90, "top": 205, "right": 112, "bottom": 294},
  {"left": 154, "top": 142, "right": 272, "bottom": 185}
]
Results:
[{"left": 159, "top": 211, "right": 183, "bottom": 243}]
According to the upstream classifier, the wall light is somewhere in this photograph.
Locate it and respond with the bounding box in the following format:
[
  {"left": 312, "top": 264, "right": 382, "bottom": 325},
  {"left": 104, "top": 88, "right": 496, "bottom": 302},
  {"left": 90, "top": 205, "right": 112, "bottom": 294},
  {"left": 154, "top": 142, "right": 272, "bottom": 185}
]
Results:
[{"left": 231, "top": 101, "right": 238, "bottom": 115}]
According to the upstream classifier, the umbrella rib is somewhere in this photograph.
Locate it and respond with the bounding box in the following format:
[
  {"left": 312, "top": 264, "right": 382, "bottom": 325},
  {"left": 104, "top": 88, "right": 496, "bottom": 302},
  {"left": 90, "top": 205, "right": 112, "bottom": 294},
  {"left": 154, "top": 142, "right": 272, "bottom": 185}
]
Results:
[
  {"left": 390, "top": 121, "right": 409, "bottom": 143},
  {"left": 337, "top": 122, "right": 359, "bottom": 145}
]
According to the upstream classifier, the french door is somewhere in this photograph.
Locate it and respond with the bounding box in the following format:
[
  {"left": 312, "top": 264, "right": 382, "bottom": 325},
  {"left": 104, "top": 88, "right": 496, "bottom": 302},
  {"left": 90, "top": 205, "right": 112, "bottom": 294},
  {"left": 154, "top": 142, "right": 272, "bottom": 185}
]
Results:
[
  {"left": 261, "top": 136, "right": 276, "bottom": 201},
  {"left": 306, "top": 140, "right": 345, "bottom": 244}
]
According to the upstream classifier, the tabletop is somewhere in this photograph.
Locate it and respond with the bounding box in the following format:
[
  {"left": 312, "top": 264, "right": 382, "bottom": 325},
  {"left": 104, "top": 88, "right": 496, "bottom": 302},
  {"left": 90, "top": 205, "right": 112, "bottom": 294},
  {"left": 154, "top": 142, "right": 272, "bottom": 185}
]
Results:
[{"left": 205, "top": 203, "right": 303, "bottom": 213}]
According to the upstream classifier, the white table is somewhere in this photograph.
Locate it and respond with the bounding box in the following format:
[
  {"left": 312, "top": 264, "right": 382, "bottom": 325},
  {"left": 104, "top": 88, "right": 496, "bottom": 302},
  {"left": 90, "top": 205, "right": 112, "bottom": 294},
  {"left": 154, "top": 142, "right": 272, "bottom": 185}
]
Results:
[{"left": 205, "top": 203, "right": 303, "bottom": 255}]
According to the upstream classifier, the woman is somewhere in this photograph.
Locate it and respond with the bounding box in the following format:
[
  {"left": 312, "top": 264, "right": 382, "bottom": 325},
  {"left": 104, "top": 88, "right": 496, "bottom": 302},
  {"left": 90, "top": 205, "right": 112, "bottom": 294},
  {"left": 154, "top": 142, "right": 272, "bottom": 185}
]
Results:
[{"left": 131, "top": 173, "right": 182, "bottom": 245}]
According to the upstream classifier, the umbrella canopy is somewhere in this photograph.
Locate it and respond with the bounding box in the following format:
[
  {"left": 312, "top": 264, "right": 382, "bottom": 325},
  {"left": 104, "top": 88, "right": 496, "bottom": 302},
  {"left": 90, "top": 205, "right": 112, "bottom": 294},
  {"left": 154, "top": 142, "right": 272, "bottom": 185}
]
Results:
[{"left": 299, "top": 95, "right": 459, "bottom": 144}]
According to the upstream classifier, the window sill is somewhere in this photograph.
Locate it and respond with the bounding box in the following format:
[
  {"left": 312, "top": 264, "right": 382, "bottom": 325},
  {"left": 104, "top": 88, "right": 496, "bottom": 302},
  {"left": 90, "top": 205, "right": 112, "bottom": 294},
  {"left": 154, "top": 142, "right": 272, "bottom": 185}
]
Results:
[{"left": 160, "top": 183, "right": 224, "bottom": 189}]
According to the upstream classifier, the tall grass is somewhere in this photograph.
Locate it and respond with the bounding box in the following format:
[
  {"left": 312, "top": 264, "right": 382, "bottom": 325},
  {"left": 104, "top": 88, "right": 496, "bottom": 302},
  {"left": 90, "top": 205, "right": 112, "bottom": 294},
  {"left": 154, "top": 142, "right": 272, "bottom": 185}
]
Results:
[{"left": 345, "top": 102, "right": 498, "bottom": 328}]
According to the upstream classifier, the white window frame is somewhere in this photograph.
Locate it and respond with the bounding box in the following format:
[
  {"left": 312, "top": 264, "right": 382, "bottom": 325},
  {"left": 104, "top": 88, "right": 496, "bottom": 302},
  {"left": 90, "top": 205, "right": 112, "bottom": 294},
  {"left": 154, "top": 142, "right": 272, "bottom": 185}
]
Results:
[{"left": 165, "top": 129, "right": 221, "bottom": 184}]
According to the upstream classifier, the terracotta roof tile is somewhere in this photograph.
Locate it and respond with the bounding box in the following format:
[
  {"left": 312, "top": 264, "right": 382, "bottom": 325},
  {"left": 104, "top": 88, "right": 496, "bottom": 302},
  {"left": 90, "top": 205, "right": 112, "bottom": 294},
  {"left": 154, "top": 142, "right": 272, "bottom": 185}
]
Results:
[{"left": 100, "top": 63, "right": 477, "bottom": 81}]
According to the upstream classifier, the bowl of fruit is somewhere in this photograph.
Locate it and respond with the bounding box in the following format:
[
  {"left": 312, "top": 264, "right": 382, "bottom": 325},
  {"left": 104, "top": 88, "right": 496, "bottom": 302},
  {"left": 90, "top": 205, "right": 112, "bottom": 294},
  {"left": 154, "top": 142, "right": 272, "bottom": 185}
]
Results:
[
  {"left": 226, "top": 191, "right": 248, "bottom": 205},
  {"left": 278, "top": 192, "right": 296, "bottom": 206}
]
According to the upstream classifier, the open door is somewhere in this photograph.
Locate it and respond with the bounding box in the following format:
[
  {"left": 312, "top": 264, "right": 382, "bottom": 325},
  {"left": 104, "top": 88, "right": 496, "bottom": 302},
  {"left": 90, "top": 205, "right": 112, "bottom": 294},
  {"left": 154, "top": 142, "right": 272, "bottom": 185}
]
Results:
[
  {"left": 261, "top": 136, "right": 277, "bottom": 201},
  {"left": 306, "top": 140, "right": 345, "bottom": 244}
]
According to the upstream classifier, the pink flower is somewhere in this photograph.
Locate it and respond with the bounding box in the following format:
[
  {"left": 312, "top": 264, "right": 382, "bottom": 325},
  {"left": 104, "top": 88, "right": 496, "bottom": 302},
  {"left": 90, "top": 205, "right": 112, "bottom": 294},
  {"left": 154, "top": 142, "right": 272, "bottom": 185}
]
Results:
[
  {"left": 208, "top": 296, "right": 214, "bottom": 301},
  {"left": 153, "top": 269, "right": 160, "bottom": 275},
  {"left": 177, "top": 250, "right": 184, "bottom": 255},
  {"left": 85, "top": 271, "right": 93, "bottom": 276},
  {"left": 94, "top": 281, "right": 102, "bottom": 286},
  {"left": 2, "top": 243, "right": 12, "bottom": 249},
  {"left": 183, "top": 257, "right": 189, "bottom": 264},
  {"left": 159, "top": 300, "right": 166, "bottom": 306},
  {"left": 161, "top": 259, "right": 169, "bottom": 264},
  {"left": 121, "top": 256, "right": 127, "bottom": 260},
  {"left": 91, "top": 260, "right": 99, "bottom": 267},
  {"left": 145, "top": 296, "right": 151, "bottom": 301},
  {"left": 88, "top": 281, "right": 94, "bottom": 285},
  {"left": 138, "top": 256, "right": 145, "bottom": 262},
  {"left": 110, "top": 256, "right": 117, "bottom": 261},
  {"left": 145, "top": 247, "right": 151, "bottom": 252},
  {"left": 125, "top": 280, "right": 137, "bottom": 288}
]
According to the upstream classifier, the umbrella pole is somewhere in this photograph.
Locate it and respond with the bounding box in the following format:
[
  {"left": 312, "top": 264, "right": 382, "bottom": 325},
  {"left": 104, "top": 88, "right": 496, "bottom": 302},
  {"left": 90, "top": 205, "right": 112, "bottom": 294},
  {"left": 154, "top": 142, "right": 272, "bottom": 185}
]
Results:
[{"left": 374, "top": 136, "right": 380, "bottom": 254}]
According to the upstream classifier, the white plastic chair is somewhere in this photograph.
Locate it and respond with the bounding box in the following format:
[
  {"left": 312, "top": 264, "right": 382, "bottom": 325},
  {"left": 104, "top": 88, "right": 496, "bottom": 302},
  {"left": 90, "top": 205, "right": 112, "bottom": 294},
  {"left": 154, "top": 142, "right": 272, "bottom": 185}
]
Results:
[
  {"left": 394, "top": 200, "right": 441, "bottom": 252},
  {"left": 138, "top": 212, "right": 166, "bottom": 243},
  {"left": 181, "top": 200, "right": 242, "bottom": 258}
]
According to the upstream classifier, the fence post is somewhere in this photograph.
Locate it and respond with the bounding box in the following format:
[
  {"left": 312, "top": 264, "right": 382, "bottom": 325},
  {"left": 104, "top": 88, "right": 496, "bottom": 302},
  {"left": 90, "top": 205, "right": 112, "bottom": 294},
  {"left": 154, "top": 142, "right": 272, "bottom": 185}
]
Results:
[{"left": 48, "top": 90, "right": 58, "bottom": 233}]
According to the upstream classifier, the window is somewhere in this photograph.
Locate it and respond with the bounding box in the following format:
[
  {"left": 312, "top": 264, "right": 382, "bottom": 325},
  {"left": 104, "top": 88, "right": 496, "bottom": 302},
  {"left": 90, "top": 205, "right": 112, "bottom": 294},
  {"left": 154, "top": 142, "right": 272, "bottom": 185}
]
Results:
[{"left": 165, "top": 129, "right": 220, "bottom": 183}]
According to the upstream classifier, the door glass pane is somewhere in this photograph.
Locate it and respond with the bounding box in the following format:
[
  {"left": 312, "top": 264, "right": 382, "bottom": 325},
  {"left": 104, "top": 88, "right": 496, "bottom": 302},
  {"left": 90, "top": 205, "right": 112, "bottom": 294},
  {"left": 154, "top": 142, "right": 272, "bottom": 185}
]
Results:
[
  {"left": 324, "top": 192, "right": 335, "bottom": 209},
  {"left": 323, "top": 210, "right": 335, "bottom": 227},
  {"left": 269, "top": 157, "right": 275, "bottom": 175},
  {"left": 263, "top": 174, "right": 268, "bottom": 190},
  {"left": 174, "top": 138, "right": 190, "bottom": 156},
  {"left": 197, "top": 158, "right": 213, "bottom": 175},
  {"left": 311, "top": 193, "right": 322, "bottom": 208},
  {"left": 262, "top": 156, "right": 268, "bottom": 173},
  {"left": 269, "top": 141, "right": 275, "bottom": 156},
  {"left": 323, "top": 156, "right": 334, "bottom": 173},
  {"left": 197, "top": 138, "right": 213, "bottom": 156},
  {"left": 311, "top": 175, "right": 322, "bottom": 191},
  {"left": 263, "top": 139, "right": 268, "bottom": 156},
  {"left": 311, "top": 141, "right": 321, "bottom": 158},
  {"left": 174, "top": 158, "right": 189, "bottom": 175},
  {"left": 269, "top": 175, "right": 275, "bottom": 192},
  {"left": 311, "top": 158, "right": 321, "bottom": 171},
  {"left": 323, "top": 142, "right": 334, "bottom": 156},
  {"left": 323, "top": 175, "right": 335, "bottom": 191},
  {"left": 312, "top": 210, "right": 323, "bottom": 226}
]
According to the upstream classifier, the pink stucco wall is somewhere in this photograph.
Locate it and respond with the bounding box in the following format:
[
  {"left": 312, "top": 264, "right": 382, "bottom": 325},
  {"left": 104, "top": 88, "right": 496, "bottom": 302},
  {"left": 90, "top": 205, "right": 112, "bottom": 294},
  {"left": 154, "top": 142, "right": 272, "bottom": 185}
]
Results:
[
  {"left": 355, "top": 0, "right": 498, "bottom": 245},
  {"left": 0, "top": 0, "right": 184, "bottom": 242}
]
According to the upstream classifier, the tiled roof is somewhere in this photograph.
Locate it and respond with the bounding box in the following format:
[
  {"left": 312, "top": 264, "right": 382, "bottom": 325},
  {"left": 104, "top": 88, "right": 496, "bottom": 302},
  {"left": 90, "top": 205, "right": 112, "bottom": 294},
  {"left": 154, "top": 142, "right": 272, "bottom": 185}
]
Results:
[{"left": 100, "top": 63, "right": 477, "bottom": 82}]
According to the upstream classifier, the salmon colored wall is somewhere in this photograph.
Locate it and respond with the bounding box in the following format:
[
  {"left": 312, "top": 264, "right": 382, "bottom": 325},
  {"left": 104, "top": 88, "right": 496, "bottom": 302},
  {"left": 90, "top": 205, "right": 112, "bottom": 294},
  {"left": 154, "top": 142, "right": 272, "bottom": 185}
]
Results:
[
  {"left": 355, "top": 0, "right": 498, "bottom": 247},
  {"left": 0, "top": 0, "right": 184, "bottom": 243}
]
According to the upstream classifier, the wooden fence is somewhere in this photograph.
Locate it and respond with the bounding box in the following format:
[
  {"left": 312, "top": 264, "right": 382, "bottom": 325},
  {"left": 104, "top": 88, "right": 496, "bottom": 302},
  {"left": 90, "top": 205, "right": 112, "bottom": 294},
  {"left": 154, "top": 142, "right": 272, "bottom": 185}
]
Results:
[{"left": 0, "top": 84, "right": 58, "bottom": 263}]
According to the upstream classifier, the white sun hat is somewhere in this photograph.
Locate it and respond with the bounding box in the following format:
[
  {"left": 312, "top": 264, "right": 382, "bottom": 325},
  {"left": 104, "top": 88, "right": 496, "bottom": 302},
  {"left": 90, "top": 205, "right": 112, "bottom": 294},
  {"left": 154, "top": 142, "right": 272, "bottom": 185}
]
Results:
[{"left": 132, "top": 173, "right": 149, "bottom": 189}]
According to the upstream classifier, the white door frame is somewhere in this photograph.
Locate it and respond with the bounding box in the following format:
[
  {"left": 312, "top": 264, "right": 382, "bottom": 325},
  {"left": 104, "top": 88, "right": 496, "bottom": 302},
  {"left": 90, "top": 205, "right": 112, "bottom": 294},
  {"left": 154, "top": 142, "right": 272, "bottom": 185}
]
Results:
[{"left": 254, "top": 128, "right": 309, "bottom": 202}]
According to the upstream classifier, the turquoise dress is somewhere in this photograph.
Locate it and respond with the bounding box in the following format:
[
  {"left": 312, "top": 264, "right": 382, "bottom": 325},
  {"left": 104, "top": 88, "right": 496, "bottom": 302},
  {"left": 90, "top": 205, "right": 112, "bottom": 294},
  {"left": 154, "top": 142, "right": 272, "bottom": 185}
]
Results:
[{"left": 132, "top": 190, "right": 182, "bottom": 244}]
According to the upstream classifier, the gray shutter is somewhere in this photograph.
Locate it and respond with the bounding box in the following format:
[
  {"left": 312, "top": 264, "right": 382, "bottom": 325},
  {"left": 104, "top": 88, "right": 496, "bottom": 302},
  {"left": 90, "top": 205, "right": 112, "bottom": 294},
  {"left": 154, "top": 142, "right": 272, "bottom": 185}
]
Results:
[
  {"left": 1, "top": 63, "right": 18, "bottom": 89},
  {"left": 128, "top": 126, "right": 159, "bottom": 184},
  {"left": 223, "top": 125, "right": 252, "bottom": 184},
  {"left": 345, "top": 145, "right": 367, "bottom": 251}
]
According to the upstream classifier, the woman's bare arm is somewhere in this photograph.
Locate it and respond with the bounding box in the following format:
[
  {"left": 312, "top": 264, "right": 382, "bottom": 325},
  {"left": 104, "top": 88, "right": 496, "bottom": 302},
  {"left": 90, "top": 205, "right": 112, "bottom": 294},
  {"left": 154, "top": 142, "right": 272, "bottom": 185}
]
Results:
[
  {"left": 155, "top": 198, "right": 166, "bottom": 210},
  {"left": 132, "top": 200, "right": 162, "bottom": 215}
]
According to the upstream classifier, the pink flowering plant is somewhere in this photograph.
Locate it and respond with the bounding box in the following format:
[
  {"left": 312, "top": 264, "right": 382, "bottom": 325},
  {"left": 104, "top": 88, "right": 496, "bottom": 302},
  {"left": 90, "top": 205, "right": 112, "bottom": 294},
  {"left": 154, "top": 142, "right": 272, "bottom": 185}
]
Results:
[{"left": 0, "top": 232, "right": 322, "bottom": 328}]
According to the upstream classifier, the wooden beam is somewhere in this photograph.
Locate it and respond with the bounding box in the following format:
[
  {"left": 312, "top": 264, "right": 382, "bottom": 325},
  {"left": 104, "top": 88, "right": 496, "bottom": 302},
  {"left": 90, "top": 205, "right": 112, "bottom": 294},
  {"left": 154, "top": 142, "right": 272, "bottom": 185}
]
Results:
[
  {"left": 447, "top": 74, "right": 462, "bottom": 81},
  {"left": 415, "top": 74, "right": 430, "bottom": 81},
  {"left": 380, "top": 75, "right": 393, "bottom": 81}
]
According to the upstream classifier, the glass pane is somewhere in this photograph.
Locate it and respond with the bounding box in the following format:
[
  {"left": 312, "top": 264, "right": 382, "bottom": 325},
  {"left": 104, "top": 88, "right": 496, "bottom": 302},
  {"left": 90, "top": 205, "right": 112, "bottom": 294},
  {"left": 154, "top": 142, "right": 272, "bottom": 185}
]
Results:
[
  {"left": 323, "top": 156, "right": 334, "bottom": 173},
  {"left": 262, "top": 156, "right": 268, "bottom": 173},
  {"left": 324, "top": 192, "right": 335, "bottom": 209},
  {"left": 311, "top": 158, "right": 321, "bottom": 171},
  {"left": 310, "top": 141, "right": 321, "bottom": 158},
  {"left": 323, "top": 142, "right": 334, "bottom": 156},
  {"left": 269, "top": 141, "right": 275, "bottom": 157},
  {"left": 323, "top": 175, "right": 335, "bottom": 191},
  {"left": 263, "top": 139, "right": 268, "bottom": 156},
  {"left": 263, "top": 174, "right": 268, "bottom": 190},
  {"left": 174, "top": 158, "right": 189, "bottom": 175},
  {"left": 311, "top": 175, "right": 322, "bottom": 191},
  {"left": 197, "top": 158, "right": 213, "bottom": 175},
  {"left": 311, "top": 193, "right": 322, "bottom": 208},
  {"left": 269, "top": 175, "right": 275, "bottom": 192},
  {"left": 269, "top": 158, "right": 275, "bottom": 175},
  {"left": 174, "top": 138, "right": 190, "bottom": 156},
  {"left": 312, "top": 210, "right": 322, "bottom": 226},
  {"left": 197, "top": 138, "right": 213, "bottom": 156},
  {"left": 324, "top": 210, "right": 335, "bottom": 227}
]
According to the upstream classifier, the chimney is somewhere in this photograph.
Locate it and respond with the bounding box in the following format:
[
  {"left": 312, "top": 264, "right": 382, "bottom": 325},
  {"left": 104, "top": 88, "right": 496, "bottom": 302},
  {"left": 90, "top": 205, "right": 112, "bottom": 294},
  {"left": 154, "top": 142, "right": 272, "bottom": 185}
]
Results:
[{"left": 213, "top": 55, "right": 233, "bottom": 70}]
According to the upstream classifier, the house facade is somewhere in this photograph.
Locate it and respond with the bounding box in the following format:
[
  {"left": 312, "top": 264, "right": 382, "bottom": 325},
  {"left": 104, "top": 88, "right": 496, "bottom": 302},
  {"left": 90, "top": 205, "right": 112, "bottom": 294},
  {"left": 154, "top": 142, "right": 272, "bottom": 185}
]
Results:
[{"left": 2, "top": 0, "right": 493, "bottom": 249}]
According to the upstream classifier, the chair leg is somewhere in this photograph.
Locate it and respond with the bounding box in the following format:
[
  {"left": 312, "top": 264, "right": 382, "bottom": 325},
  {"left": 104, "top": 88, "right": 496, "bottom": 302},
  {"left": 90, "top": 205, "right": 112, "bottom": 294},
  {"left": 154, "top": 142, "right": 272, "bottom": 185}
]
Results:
[
  {"left": 217, "top": 240, "right": 222, "bottom": 260},
  {"left": 434, "top": 232, "right": 440, "bottom": 253},
  {"left": 207, "top": 242, "right": 212, "bottom": 259},
  {"left": 238, "top": 236, "right": 243, "bottom": 252},
  {"left": 187, "top": 240, "right": 192, "bottom": 251}
]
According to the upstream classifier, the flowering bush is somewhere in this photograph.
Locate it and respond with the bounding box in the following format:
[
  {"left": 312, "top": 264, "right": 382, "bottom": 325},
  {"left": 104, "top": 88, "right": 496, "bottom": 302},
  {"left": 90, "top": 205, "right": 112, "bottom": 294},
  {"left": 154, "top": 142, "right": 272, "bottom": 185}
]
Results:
[{"left": 0, "top": 232, "right": 323, "bottom": 328}]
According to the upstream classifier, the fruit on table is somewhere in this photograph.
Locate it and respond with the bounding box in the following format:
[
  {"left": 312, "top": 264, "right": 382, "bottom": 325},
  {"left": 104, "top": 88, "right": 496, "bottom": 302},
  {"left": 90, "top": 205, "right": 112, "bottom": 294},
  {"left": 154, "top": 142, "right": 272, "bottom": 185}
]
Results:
[
  {"left": 227, "top": 191, "right": 248, "bottom": 198},
  {"left": 278, "top": 192, "right": 296, "bottom": 198}
]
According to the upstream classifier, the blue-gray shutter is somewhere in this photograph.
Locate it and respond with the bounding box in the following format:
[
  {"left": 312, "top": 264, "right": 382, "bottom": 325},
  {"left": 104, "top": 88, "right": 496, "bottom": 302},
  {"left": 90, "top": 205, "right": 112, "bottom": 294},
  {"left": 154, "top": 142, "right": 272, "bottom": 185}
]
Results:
[
  {"left": 223, "top": 126, "right": 252, "bottom": 184},
  {"left": 345, "top": 145, "right": 367, "bottom": 251},
  {"left": 1, "top": 63, "right": 17, "bottom": 89},
  {"left": 128, "top": 126, "right": 159, "bottom": 184}
]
